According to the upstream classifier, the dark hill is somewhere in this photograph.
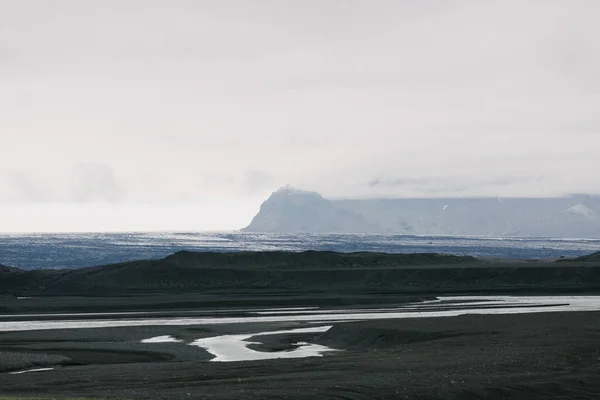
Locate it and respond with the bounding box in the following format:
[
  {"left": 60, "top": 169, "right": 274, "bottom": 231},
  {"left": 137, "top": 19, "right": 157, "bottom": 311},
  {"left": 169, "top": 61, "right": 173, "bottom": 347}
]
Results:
[
  {"left": 2, "top": 250, "right": 600, "bottom": 296},
  {"left": 161, "top": 250, "right": 475, "bottom": 269},
  {"left": 0, "top": 264, "right": 17, "bottom": 273},
  {"left": 567, "top": 251, "right": 600, "bottom": 262},
  {"left": 0, "top": 251, "right": 475, "bottom": 295}
]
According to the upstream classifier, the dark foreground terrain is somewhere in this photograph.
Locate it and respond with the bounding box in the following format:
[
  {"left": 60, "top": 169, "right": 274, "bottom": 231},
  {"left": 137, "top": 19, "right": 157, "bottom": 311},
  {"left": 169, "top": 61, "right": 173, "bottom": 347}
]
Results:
[
  {"left": 1, "top": 312, "right": 600, "bottom": 399},
  {"left": 2, "top": 251, "right": 600, "bottom": 300},
  {"left": 2, "top": 251, "right": 600, "bottom": 399}
]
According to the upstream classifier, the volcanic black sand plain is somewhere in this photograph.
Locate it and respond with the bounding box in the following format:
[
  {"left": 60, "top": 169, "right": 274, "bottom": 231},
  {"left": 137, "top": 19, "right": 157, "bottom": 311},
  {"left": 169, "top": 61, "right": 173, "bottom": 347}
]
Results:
[{"left": 1, "top": 250, "right": 600, "bottom": 399}]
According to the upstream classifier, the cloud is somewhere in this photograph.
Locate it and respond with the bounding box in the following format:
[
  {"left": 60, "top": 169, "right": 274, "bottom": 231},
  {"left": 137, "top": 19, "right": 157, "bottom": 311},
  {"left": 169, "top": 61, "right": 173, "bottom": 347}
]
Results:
[
  {"left": 70, "top": 163, "right": 125, "bottom": 203},
  {"left": 368, "top": 176, "right": 529, "bottom": 188},
  {"left": 242, "top": 169, "right": 277, "bottom": 195},
  {"left": 361, "top": 175, "right": 548, "bottom": 197},
  {"left": 2, "top": 165, "right": 125, "bottom": 204},
  {"left": 3, "top": 171, "right": 56, "bottom": 203},
  {"left": 0, "top": 1, "right": 599, "bottom": 227}
]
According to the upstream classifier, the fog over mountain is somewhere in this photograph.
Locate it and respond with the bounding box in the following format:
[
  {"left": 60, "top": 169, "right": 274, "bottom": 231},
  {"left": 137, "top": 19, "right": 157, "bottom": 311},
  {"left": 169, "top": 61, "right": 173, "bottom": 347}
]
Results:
[{"left": 243, "top": 187, "right": 600, "bottom": 238}]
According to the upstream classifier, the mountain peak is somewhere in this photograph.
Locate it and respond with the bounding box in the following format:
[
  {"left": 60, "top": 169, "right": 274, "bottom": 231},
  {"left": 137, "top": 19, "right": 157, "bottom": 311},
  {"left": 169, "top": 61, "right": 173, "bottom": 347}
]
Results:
[
  {"left": 242, "top": 188, "right": 370, "bottom": 233},
  {"left": 273, "top": 185, "right": 321, "bottom": 197}
]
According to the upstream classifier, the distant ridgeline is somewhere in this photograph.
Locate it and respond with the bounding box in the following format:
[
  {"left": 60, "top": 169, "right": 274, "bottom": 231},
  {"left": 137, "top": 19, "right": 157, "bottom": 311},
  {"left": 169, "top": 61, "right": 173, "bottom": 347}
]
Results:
[{"left": 243, "top": 187, "right": 600, "bottom": 238}]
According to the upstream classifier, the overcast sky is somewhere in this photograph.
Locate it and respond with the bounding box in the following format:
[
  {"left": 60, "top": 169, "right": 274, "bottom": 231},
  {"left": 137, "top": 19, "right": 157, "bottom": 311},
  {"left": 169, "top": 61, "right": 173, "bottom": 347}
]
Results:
[{"left": 1, "top": 1, "right": 599, "bottom": 231}]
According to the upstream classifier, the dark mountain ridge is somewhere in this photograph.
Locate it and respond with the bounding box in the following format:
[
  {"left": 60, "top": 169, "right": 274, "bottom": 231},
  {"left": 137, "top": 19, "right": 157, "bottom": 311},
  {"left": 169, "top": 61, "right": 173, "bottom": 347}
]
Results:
[
  {"left": 562, "top": 251, "right": 600, "bottom": 263},
  {"left": 2, "top": 250, "right": 600, "bottom": 296}
]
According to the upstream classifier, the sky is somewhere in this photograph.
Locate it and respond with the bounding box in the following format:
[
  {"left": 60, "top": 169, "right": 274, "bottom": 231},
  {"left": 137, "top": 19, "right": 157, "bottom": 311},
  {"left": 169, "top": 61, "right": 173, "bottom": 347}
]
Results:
[{"left": 1, "top": 0, "right": 599, "bottom": 232}]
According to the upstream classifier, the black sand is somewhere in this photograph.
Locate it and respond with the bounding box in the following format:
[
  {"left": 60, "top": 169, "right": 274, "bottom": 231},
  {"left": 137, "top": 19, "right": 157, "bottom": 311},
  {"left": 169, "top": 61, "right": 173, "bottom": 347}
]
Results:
[
  {"left": 2, "top": 251, "right": 600, "bottom": 399},
  {"left": 2, "top": 311, "right": 600, "bottom": 399}
]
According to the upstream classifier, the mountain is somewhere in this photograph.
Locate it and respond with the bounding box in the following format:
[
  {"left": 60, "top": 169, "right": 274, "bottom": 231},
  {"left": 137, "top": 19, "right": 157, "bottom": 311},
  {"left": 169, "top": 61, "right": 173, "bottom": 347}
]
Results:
[
  {"left": 243, "top": 188, "right": 600, "bottom": 238},
  {"left": 243, "top": 186, "right": 377, "bottom": 233}
]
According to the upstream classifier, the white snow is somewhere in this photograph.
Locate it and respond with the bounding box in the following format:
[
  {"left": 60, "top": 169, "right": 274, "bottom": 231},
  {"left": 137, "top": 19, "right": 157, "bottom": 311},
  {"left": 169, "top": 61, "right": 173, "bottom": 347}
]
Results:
[
  {"left": 566, "top": 203, "right": 595, "bottom": 218},
  {"left": 141, "top": 335, "right": 182, "bottom": 343},
  {"left": 9, "top": 368, "right": 54, "bottom": 375},
  {"left": 259, "top": 307, "right": 319, "bottom": 312},
  {"left": 189, "top": 326, "right": 337, "bottom": 362}
]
